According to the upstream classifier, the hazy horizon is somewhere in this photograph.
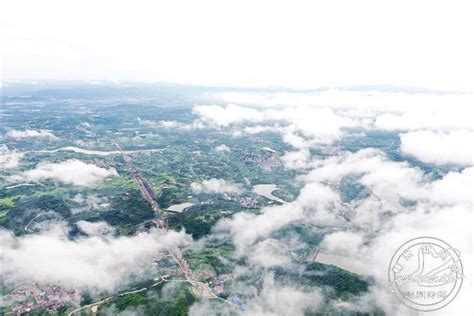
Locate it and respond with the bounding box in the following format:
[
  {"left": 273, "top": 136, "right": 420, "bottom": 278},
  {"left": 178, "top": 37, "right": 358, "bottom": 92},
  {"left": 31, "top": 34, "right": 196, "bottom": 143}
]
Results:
[{"left": 2, "top": 0, "right": 473, "bottom": 90}]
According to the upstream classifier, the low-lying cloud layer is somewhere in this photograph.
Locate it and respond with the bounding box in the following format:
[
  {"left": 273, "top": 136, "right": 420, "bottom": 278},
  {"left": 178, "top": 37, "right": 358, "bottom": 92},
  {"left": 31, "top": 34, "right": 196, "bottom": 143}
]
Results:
[
  {"left": 76, "top": 220, "right": 115, "bottom": 236},
  {"left": 242, "top": 274, "right": 322, "bottom": 316},
  {"left": 192, "top": 89, "right": 473, "bottom": 314},
  {"left": 212, "top": 148, "right": 473, "bottom": 314},
  {"left": 207, "top": 91, "right": 473, "bottom": 133},
  {"left": 214, "top": 144, "right": 231, "bottom": 152},
  {"left": 0, "top": 145, "right": 23, "bottom": 169},
  {"left": 400, "top": 130, "right": 473, "bottom": 165},
  {"left": 137, "top": 117, "right": 202, "bottom": 130},
  {"left": 196, "top": 90, "right": 474, "bottom": 161},
  {"left": 0, "top": 222, "right": 191, "bottom": 291},
  {"left": 191, "top": 178, "right": 243, "bottom": 194},
  {"left": 194, "top": 104, "right": 355, "bottom": 145},
  {"left": 6, "top": 129, "right": 57, "bottom": 139},
  {"left": 71, "top": 194, "right": 110, "bottom": 214},
  {"left": 7, "top": 159, "right": 118, "bottom": 186}
]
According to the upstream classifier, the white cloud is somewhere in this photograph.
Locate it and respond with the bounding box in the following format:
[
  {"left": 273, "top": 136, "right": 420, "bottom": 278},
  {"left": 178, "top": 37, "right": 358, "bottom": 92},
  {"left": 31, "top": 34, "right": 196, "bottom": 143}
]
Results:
[
  {"left": 242, "top": 274, "right": 323, "bottom": 316},
  {"left": 214, "top": 144, "right": 230, "bottom": 152},
  {"left": 400, "top": 130, "right": 473, "bottom": 165},
  {"left": 212, "top": 90, "right": 473, "bottom": 114},
  {"left": 137, "top": 117, "right": 203, "bottom": 130},
  {"left": 301, "top": 149, "right": 427, "bottom": 206},
  {"left": 0, "top": 145, "right": 23, "bottom": 169},
  {"left": 429, "top": 167, "right": 474, "bottom": 206},
  {"left": 375, "top": 109, "right": 473, "bottom": 132},
  {"left": 0, "top": 223, "right": 191, "bottom": 291},
  {"left": 282, "top": 131, "right": 310, "bottom": 149},
  {"left": 199, "top": 90, "right": 474, "bottom": 156},
  {"left": 298, "top": 149, "right": 474, "bottom": 231},
  {"left": 7, "top": 159, "right": 118, "bottom": 186},
  {"left": 6, "top": 129, "right": 57, "bottom": 139},
  {"left": 281, "top": 150, "right": 311, "bottom": 170},
  {"left": 320, "top": 231, "right": 365, "bottom": 257},
  {"left": 279, "top": 107, "right": 355, "bottom": 144},
  {"left": 138, "top": 118, "right": 178, "bottom": 128},
  {"left": 71, "top": 194, "right": 110, "bottom": 214},
  {"left": 243, "top": 125, "right": 278, "bottom": 135},
  {"left": 159, "top": 120, "right": 180, "bottom": 128},
  {"left": 362, "top": 203, "right": 473, "bottom": 316},
  {"left": 191, "top": 178, "right": 243, "bottom": 194},
  {"left": 209, "top": 90, "right": 474, "bottom": 132},
  {"left": 76, "top": 220, "right": 115, "bottom": 236},
  {"left": 189, "top": 272, "right": 323, "bottom": 316},
  {"left": 216, "top": 148, "right": 472, "bottom": 253},
  {"left": 295, "top": 182, "right": 344, "bottom": 226},
  {"left": 194, "top": 104, "right": 355, "bottom": 145},
  {"left": 193, "top": 104, "right": 264, "bottom": 127},
  {"left": 215, "top": 203, "right": 304, "bottom": 254},
  {"left": 300, "top": 150, "right": 473, "bottom": 315},
  {"left": 248, "top": 238, "right": 293, "bottom": 268}
]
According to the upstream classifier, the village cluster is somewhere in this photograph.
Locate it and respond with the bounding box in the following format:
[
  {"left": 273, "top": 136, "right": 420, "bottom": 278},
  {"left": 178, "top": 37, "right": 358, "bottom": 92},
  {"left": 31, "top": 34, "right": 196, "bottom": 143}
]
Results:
[{"left": 4, "top": 283, "right": 76, "bottom": 315}]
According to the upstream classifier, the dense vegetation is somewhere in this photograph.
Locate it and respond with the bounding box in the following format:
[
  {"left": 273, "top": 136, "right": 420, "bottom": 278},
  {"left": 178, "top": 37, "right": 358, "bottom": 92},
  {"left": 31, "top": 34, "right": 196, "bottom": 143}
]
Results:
[{"left": 97, "top": 282, "right": 195, "bottom": 316}]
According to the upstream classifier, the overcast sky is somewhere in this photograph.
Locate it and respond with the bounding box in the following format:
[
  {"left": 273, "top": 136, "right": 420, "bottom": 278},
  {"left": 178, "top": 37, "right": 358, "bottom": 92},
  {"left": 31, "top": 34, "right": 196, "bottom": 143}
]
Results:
[{"left": 1, "top": 0, "right": 473, "bottom": 90}]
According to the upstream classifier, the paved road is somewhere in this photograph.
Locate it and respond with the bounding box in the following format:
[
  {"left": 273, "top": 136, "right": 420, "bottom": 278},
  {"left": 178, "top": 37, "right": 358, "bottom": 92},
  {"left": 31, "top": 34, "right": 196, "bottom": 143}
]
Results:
[
  {"left": 68, "top": 279, "right": 166, "bottom": 316},
  {"left": 108, "top": 142, "right": 238, "bottom": 309}
]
